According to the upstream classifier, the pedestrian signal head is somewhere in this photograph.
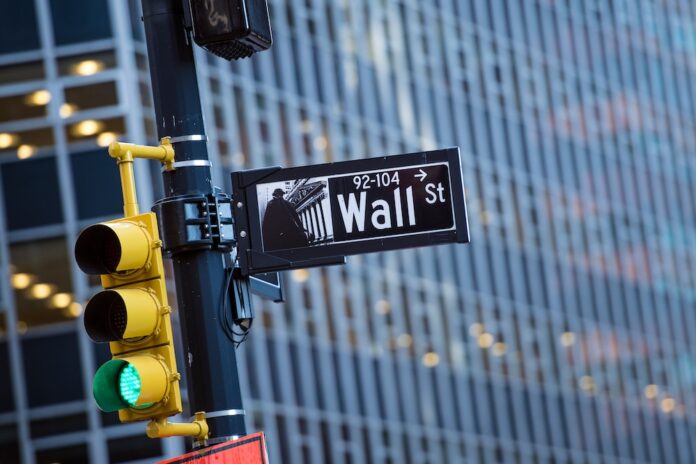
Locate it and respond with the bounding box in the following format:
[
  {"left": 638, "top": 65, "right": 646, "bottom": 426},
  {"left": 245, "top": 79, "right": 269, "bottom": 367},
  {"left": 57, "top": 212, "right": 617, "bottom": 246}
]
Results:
[{"left": 189, "top": 0, "right": 272, "bottom": 60}]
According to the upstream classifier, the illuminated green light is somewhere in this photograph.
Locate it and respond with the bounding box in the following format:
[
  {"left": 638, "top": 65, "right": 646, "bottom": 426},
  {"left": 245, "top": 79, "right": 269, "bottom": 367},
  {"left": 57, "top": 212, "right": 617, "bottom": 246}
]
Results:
[
  {"left": 119, "top": 364, "right": 142, "bottom": 406},
  {"left": 93, "top": 359, "right": 155, "bottom": 412}
]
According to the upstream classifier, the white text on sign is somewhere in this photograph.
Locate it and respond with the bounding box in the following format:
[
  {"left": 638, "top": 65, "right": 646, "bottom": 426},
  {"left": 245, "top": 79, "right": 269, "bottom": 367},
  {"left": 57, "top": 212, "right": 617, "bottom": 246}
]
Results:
[{"left": 329, "top": 164, "right": 454, "bottom": 242}]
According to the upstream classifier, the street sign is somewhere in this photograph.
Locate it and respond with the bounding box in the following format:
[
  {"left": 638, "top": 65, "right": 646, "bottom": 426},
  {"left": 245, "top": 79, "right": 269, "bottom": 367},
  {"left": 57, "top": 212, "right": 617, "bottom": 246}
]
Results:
[
  {"left": 158, "top": 432, "right": 268, "bottom": 464},
  {"left": 232, "top": 147, "right": 469, "bottom": 275}
]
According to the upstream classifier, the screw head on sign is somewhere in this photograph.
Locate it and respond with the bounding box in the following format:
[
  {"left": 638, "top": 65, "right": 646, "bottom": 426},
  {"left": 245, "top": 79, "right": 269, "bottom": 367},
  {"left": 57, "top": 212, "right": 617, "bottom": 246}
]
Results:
[{"left": 240, "top": 231, "right": 247, "bottom": 238}]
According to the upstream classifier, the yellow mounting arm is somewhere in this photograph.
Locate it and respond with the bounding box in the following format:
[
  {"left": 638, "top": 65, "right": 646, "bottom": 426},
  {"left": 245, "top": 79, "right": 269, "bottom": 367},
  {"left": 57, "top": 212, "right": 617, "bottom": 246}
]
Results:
[
  {"left": 146, "top": 411, "right": 209, "bottom": 440},
  {"left": 108, "top": 137, "right": 176, "bottom": 217}
]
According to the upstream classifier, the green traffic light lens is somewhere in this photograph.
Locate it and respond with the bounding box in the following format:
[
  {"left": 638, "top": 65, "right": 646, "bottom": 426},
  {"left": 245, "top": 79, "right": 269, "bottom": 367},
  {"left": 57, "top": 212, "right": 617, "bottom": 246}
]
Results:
[
  {"left": 119, "top": 364, "right": 142, "bottom": 406},
  {"left": 93, "top": 359, "right": 156, "bottom": 412}
]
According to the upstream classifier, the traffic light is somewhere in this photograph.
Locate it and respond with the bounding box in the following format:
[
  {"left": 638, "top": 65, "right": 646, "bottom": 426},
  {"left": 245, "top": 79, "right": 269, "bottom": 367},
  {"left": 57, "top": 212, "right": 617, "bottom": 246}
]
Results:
[
  {"left": 75, "top": 211, "right": 182, "bottom": 423},
  {"left": 189, "top": 0, "right": 272, "bottom": 60}
]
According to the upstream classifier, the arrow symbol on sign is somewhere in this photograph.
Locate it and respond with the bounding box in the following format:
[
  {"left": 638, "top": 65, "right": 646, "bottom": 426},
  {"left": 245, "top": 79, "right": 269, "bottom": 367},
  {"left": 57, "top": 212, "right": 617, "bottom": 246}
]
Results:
[{"left": 414, "top": 169, "right": 427, "bottom": 182}]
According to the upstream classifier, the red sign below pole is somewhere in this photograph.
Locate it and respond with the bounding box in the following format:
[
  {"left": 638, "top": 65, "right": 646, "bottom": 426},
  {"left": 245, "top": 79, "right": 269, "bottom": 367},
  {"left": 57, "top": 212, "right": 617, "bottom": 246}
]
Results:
[{"left": 159, "top": 433, "right": 268, "bottom": 464}]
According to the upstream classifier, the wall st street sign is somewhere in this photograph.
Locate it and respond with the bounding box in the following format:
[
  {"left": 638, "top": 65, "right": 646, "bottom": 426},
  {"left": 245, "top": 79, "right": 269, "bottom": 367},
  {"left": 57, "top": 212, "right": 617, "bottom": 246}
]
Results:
[{"left": 232, "top": 147, "right": 469, "bottom": 275}]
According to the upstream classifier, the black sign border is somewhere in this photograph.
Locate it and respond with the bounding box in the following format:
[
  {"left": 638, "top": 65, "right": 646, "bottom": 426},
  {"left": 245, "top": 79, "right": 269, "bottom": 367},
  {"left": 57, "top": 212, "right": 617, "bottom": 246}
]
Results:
[{"left": 232, "top": 147, "right": 469, "bottom": 275}]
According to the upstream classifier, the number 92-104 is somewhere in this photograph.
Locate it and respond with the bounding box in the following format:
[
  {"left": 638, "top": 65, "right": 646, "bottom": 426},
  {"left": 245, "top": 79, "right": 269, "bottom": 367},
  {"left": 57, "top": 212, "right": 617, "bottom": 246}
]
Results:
[{"left": 352, "top": 171, "right": 400, "bottom": 190}]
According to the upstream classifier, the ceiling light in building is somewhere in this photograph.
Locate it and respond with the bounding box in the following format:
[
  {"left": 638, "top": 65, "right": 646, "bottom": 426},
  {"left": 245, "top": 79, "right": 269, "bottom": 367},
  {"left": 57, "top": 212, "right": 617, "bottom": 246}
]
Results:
[
  {"left": 492, "top": 342, "right": 507, "bottom": 357},
  {"left": 66, "top": 302, "right": 83, "bottom": 318},
  {"left": 16, "top": 321, "right": 28, "bottom": 334},
  {"left": 11, "top": 273, "right": 35, "bottom": 289},
  {"left": 29, "top": 283, "right": 54, "bottom": 299},
  {"left": 478, "top": 332, "right": 494, "bottom": 348},
  {"left": 51, "top": 292, "right": 73, "bottom": 309},
  {"left": 73, "top": 119, "right": 104, "bottom": 137},
  {"left": 232, "top": 152, "right": 246, "bottom": 165},
  {"left": 661, "top": 397, "right": 675, "bottom": 414},
  {"left": 25, "top": 89, "right": 51, "bottom": 106},
  {"left": 375, "top": 299, "right": 391, "bottom": 315},
  {"left": 59, "top": 103, "right": 78, "bottom": 118},
  {"left": 97, "top": 131, "right": 119, "bottom": 147},
  {"left": 72, "top": 59, "right": 105, "bottom": 76},
  {"left": 469, "top": 322, "right": 484, "bottom": 337},
  {"left": 0, "top": 132, "right": 18, "bottom": 149},
  {"left": 313, "top": 136, "right": 328, "bottom": 150},
  {"left": 644, "top": 384, "right": 659, "bottom": 399},
  {"left": 396, "top": 333, "right": 412, "bottom": 348},
  {"left": 291, "top": 269, "right": 309, "bottom": 283},
  {"left": 579, "top": 376, "right": 594, "bottom": 392},
  {"left": 560, "top": 331, "right": 576, "bottom": 347},
  {"left": 422, "top": 351, "right": 440, "bottom": 367},
  {"left": 16, "top": 144, "right": 36, "bottom": 160}
]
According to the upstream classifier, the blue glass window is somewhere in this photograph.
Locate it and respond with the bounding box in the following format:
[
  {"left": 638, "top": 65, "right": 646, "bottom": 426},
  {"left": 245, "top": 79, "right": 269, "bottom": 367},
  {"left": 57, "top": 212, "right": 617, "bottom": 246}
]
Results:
[
  {"left": 70, "top": 149, "right": 121, "bottom": 219},
  {"left": 50, "top": 0, "right": 112, "bottom": 46},
  {"left": 108, "top": 435, "right": 162, "bottom": 463},
  {"left": 2, "top": 157, "right": 63, "bottom": 230},
  {"left": 0, "top": 342, "right": 13, "bottom": 412},
  {"left": 0, "top": 1, "right": 40, "bottom": 54},
  {"left": 22, "top": 333, "right": 84, "bottom": 407},
  {"left": 36, "top": 443, "right": 88, "bottom": 464},
  {"left": 0, "top": 425, "right": 19, "bottom": 464}
]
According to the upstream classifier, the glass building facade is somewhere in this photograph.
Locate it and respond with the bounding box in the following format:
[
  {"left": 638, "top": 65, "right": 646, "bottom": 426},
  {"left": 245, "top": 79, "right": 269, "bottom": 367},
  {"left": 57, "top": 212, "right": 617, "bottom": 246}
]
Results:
[{"left": 1, "top": 0, "right": 695, "bottom": 462}]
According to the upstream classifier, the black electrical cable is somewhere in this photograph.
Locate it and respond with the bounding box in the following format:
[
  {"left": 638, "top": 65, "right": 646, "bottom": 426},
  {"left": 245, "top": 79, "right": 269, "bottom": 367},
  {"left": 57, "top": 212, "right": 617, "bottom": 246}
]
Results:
[
  {"left": 232, "top": 276, "right": 253, "bottom": 346},
  {"left": 219, "top": 259, "right": 253, "bottom": 348},
  {"left": 231, "top": 271, "right": 253, "bottom": 346},
  {"left": 219, "top": 266, "right": 236, "bottom": 342}
]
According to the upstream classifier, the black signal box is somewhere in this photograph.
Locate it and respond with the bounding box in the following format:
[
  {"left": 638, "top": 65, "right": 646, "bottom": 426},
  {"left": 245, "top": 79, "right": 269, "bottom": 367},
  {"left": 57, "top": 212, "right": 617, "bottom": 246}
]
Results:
[{"left": 188, "top": 0, "right": 272, "bottom": 60}]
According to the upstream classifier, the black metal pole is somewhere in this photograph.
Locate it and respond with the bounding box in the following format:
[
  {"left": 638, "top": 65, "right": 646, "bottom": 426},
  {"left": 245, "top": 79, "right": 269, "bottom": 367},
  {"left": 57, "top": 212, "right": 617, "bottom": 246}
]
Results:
[{"left": 141, "top": 0, "right": 246, "bottom": 448}]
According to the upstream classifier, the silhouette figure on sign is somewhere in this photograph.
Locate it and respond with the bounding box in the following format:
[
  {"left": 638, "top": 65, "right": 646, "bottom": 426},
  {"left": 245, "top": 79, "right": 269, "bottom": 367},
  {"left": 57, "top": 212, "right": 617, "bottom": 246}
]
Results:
[{"left": 262, "top": 188, "right": 310, "bottom": 250}]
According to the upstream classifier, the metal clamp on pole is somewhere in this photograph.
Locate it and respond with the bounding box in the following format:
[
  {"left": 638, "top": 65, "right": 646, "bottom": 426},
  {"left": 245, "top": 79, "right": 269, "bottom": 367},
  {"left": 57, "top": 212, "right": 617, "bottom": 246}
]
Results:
[
  {"left": 153, "top": 189, "right": 235, "bottom": 255},
  {"left": 146, "top": 411, "right": 209, "bottom": 440}
]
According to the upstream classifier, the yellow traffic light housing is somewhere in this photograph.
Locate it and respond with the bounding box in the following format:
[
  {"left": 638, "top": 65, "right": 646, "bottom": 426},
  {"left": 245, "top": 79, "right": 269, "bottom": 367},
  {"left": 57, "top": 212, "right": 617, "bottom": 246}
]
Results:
[
  {"left": 74, "top": 221, "right": 152, "bottom": 275},
  {"left": 74, "top": 139, "right": 206, "bottom": 439},
  {"left": 75, "top": 212, "right": 182, "bottom": 423}
]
